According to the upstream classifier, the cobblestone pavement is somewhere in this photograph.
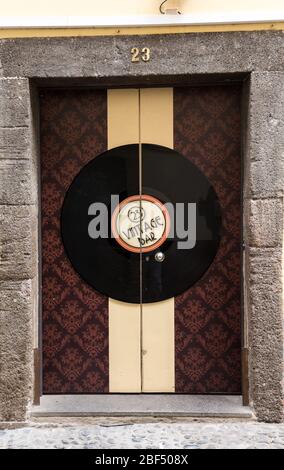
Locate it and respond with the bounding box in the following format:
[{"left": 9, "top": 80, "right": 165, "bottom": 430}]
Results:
[{"left": 0, "top": 419, "right": 284, "bottom": 449}]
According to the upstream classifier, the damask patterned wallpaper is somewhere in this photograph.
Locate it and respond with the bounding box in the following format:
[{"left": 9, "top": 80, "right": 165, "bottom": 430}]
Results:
[
  {"left": 174, "top": 86, "right": 242, "bottom": 393},
  {"left": 40, "top": 90, "right": 109, "bottom": 393}
]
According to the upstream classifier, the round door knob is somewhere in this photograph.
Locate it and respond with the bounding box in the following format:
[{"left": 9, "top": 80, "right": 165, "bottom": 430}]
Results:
[{"left": 155, "top": 251, "right": 165, "bottom": 262}]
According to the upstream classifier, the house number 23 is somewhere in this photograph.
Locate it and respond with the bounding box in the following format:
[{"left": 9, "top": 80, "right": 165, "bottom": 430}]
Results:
[{"left": 131, "top": 47, "right": 151, "bottom": 63}]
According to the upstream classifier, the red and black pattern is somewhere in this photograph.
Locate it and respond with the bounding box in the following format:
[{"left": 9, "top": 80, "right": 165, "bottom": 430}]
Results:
[
  {"left": 40, "top": 89, "right": 109, "bottom": 393},
  {"left": 174, "top": 85, "right": 242, "bottom": 393}
]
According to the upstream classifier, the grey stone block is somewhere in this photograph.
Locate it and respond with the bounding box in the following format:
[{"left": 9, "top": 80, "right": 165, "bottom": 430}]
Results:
[
  {"left": 31, "top": 394, "right": 251, "bottom": 418},
  {"left": 245, "top": 73, "right": 284, "bottom": 198},
  {"left": 249, "top": 72, "right": 284, "bottom": 162},
  {"left": 249, "top": 159, "right": 284, "bottom": 198},
  {"left": 0, "top": 205, "right": 37, "bottom": 280},
  {"left": 0, "top": 159, "right": 35, "bottom": 205},
  {"left": 247, "top": 199, "right": 283, "bottom": 247},
  {"left": 0, "top": 280, "right": 33, "bottom": 421},
  {"left": 248, "top": 248, "right": 282, "bottom": 290},
  {"left": 0, "top": 78, "right": 30, "bottom": 127},
  {"left": 0, "top": 31, "right": 283, "bottom": 79},
  {"left": 248, "top": 254, "right": 283, "bottom": 422},
  {"left": 0, "top": 127, "right": 30, "bottom": 160}
]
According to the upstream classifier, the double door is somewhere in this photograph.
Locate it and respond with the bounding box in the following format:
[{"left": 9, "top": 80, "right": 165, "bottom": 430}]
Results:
[{"left": 40, "top": 85, "right": 242, "bottom": 394}]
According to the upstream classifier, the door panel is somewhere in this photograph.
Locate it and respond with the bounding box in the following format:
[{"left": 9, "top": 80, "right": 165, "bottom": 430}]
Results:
[
  {"left": 40, "top": 89, "right": 109, "bottom": 393},
  {"left": 174, "top": 86, "right": 242, "bottom": 393}
]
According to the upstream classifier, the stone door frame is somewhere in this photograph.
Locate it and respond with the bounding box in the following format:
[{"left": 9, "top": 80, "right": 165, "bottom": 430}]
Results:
[{"left": 0, "top": 31, "right": 283, "bottom": 422}]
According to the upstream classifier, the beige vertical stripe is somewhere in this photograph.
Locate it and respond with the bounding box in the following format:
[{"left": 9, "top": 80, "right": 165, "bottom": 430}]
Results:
[
  {"left": 107, "top": 89, "right": 139, "bottom": 148},
  {"left": 140, "top": 88, "right": 175, "bottom": 392},
  {"left": 108, "top": 300, "right": 141, "bottom": 392},
  {"left": 140, "top": 88, "right": 173, "bottom": 148},
  {"left": 142, "top": 298, "right": 175, "bottom": 392},
  {"left": 108, "top": 89, "right": 141, "bottom": 393}
]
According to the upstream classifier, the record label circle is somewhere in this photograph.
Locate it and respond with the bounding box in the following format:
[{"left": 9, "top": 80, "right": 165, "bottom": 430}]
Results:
[{"left": 111, "top": 194, "right": 170, "bottom": 253}]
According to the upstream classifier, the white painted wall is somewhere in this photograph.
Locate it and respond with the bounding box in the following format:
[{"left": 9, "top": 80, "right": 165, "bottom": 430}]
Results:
[{"left": 0, "top": 0, "right": 283, "bottom": 17}]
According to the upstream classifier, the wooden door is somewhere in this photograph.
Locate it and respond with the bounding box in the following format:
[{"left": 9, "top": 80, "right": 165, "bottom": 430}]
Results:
[{"left": 40, "top": 85, "right": 242, "bottom": 394}]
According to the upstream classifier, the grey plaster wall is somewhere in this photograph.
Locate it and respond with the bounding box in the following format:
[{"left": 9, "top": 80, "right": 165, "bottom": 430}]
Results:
[{"left": 0, "top": 31, "right": 283, "bottom": 422}]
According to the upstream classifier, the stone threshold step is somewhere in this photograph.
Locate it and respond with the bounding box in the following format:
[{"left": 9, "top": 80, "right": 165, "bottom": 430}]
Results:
[{"left": 31, "top": 395, "right": 252, "bottom": 418}]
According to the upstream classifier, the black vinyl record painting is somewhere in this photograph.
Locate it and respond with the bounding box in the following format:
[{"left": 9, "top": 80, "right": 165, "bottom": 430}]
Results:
[{"left": 61, "top": 144, "right": 222, "bottom": 303}]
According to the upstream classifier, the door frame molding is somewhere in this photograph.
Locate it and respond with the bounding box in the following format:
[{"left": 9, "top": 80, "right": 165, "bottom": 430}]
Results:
[{"left": 32, "top": 77, "right": 258, "bottom": 409}]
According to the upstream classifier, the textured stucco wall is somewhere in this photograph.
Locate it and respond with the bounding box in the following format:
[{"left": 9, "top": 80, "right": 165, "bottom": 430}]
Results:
[{"left": 0, "top": 30, "right": 283, "bottom": 422}]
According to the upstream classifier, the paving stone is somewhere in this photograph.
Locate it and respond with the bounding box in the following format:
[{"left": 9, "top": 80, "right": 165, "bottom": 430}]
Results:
[{"left": 0, "top": 421, "right": 284, "bottom": 449}]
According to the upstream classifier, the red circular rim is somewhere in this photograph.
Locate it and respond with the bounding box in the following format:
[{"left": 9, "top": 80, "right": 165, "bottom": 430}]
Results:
[{"left": 111, "top": 194, "right": 171, "bottom": 253}]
